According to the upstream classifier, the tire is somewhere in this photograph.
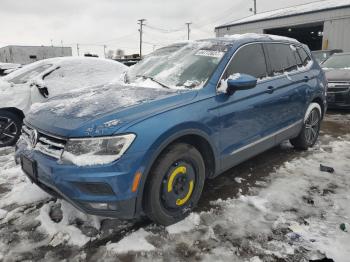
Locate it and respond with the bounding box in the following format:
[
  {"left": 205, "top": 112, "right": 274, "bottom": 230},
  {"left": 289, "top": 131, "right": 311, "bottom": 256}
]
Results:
[
  {"left": 290, "top": 103, "right": 322, "bottom": 150},
  {"left": 0, "top": 111, "right": 22, "bottom": 147},
  {"left": 144, "top": 143, "right": 205, "bottom": 225}
]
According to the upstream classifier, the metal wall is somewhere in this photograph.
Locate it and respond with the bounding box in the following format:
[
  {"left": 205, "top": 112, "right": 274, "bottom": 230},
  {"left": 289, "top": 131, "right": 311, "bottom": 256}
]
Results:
[
  {"left": 0, "top": 46, "right": 72, "bottom": 64},
  {"left": 216, "top": 7, "right": 350, "bottom": 51}
]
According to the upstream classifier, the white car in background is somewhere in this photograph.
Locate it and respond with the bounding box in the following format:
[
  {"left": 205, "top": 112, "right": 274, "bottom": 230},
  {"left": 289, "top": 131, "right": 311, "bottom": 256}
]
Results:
[{"left": 0, "top": 57, "right": 127, "bottom": 147}]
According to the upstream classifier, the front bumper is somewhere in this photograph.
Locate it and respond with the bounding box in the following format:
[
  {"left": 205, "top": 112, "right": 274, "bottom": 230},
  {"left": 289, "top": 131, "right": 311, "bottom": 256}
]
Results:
[
  {"left": 327, "top": 88, "right": 350, "bottom": 109},
  {"left": 15, "top": 138, "right": 145, "bottom": 219}
]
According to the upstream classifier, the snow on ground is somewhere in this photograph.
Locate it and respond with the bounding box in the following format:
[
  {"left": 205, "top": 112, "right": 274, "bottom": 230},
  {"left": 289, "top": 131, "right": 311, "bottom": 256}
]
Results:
[{"left": 0, "top": 113, "right": 349, "bottom": 261}]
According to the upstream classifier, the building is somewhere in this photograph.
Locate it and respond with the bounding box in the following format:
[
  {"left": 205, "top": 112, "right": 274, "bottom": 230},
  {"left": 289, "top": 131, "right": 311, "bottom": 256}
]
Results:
[
  {"left": 0, "top": 45, "right": 72, "bottom": 64},
  {"left": 215, "top": 0, "right": 350, "bottom": 51}
]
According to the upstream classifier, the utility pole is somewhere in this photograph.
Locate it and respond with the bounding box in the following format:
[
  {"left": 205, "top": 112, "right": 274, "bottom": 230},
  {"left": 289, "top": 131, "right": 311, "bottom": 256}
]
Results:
[
  {"left": 103, "top": 45, "right": 107, "bottom": 58},
  {"left": 185, "top": 22, "right": 192, "bottom": 40},
  {"left": 76, "top": 44, "right": 80, "bottom": 56},
  {"left": 138, "top": 19, "right": 146, "bottom": 58},
  {"left": 249, "top": 0, "right": 257, "bottom": 14}
]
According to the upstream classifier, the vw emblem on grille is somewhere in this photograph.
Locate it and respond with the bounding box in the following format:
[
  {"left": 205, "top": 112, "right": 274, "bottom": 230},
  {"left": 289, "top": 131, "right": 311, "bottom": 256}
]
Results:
[{"left": 29, "top": 129, "right": 38, "bottom": 147}]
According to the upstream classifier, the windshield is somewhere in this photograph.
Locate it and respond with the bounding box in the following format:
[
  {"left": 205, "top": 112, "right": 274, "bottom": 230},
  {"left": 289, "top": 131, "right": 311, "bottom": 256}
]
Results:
[
  {"left": 313, "top": 51, "right": 331, "bottom": 63},
  {"left": 322, "top": 54, "right": 350, "bottom": 69},
  {"left": 127, "top": 41, "right": 230, "bottom": 89},
  {"left": 6, "top": 64, "right": 52, "bottom": 84}
]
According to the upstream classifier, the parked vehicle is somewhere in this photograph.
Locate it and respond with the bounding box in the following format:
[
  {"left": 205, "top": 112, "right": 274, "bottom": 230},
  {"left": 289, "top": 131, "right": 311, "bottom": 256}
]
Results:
[
  {"left": 0, "top": 57, "right": 127, "bottom": 147},
  {"left": 15, "top": 34, "right": 327, "bottom": 225},
  {"left": 321, "top": 53, "right": 350, "bottom": 109},
  {"left": 0, "top": 62, "right": 22, "bottom": 76},
  {"left": 312, "top": 49, "right": 342, "bottom": 64}
]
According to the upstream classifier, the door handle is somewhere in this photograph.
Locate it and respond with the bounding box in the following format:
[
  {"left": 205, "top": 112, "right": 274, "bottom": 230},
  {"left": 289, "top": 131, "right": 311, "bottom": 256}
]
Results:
[
  {"left": 303, "top": 76, "right": 310, "bottom": 82},
  {"left": 267, "top": 86, "right": 274, "bottom": 94}
]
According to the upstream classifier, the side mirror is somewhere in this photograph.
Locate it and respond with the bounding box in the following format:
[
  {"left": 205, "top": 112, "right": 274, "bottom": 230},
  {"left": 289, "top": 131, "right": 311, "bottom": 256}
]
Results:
[
  {"left": 30, "top": 80, "right": 49, "bottom": 98},
  {"left": 226, "top": 73, "right": 257, "bottom": 95}
]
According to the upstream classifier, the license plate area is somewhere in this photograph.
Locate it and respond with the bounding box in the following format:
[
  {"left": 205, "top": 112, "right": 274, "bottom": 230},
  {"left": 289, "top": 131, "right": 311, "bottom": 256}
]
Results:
[{"left": 21, "top": 156, "right": 37, "bottom": 182}]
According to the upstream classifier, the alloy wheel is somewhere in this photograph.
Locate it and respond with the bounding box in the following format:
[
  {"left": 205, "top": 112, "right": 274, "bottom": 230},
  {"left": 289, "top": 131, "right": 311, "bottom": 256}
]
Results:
[
  {"left": 0, "top": 117, "right": 18, "bottom": 146},
  {"left": 304, "top": 109, "right": 320, "bottom": 145}
]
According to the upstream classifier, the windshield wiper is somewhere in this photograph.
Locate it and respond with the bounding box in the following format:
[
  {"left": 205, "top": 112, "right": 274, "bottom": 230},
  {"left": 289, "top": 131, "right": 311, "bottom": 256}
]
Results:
[{"left": 136, "top": 75, "right": 170, "bottom": 89}]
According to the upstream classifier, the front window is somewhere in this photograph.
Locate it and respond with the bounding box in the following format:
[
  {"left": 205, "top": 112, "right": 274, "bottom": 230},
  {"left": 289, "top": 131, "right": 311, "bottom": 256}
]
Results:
[
  {"left": 127, "top": 41, "right": 230, "bottom": 89},
  {"left": 322, "top": 54, "right": 350, "bottom": 69}
]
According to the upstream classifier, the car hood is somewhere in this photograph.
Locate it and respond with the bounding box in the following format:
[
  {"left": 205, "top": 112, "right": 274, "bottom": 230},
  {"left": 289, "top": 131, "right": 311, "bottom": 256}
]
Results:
[
  {"left": 324, "top": 69, "right": 350, "bottom": 82},
  {"left": 25, "top": 83, "right": 196, "bottom": 137}
]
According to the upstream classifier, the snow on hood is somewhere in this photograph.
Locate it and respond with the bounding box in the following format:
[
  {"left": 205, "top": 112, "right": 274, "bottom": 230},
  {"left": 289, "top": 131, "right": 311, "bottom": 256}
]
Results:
[
  {"left": 26, "top": 82, "right": 183, "bottom": 136},
  {"left": 30, "top": 83, "right": 177, "bottom": 119}
]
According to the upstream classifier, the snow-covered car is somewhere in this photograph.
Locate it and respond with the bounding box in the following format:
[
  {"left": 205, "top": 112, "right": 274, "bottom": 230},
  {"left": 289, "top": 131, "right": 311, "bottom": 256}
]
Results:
[
  {"left": 0, "top": 57, "right": 127, "bottom": 147},
  {"left": 0, "top": 63, "right": 22, "bottom": 76}
]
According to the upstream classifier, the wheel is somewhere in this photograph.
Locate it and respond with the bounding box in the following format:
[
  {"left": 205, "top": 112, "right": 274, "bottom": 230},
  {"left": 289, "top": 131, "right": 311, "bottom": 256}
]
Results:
[
  {"left": 144, "top": 143, "right": 205, "bottom": 225},
  {"left": 290, "top": 103, "right": 322, "bottom": 150},
  {"left": 0, "top": 111, "right": 22, "bottom": 147}
]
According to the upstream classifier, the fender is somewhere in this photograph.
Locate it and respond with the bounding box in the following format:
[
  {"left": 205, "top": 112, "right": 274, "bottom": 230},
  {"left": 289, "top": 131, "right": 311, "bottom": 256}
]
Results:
[{"left": 134, "top": 125, "right": 220, "bottom": 216}]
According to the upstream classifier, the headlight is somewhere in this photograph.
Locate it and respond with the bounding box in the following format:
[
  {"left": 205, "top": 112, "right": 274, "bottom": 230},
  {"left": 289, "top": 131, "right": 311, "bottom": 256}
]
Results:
[{"left": 61, "top": 134, "right": 135, "bottom": 166}]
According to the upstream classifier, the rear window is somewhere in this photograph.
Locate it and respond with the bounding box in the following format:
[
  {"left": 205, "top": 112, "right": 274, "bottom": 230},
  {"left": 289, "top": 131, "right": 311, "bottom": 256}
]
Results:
[
  {"left": 265, "top": 43, "right": 298, "bottom": 76},
  {"left": 224, "top": 43, "right": 268, "bottom": 80}
]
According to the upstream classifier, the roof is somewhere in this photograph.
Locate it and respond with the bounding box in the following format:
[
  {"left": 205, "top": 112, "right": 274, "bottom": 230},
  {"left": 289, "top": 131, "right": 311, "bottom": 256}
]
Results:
[
  {"left": 205, "top": 33, "right": 299, "bottom": 44},
  {"left": 216, "top": 0, "right": 350, "bottom": 29}
]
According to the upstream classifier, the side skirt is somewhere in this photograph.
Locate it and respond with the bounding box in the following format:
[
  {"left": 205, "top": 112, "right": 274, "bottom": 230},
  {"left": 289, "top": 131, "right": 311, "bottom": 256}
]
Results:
[{"left": 216, "top": 120, "right": 303, "bottom": 176}]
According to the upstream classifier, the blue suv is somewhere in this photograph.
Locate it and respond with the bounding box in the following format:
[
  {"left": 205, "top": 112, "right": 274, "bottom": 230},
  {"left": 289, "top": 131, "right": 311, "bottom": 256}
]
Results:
[{"left": 16, "top": 34, "right": 327, "bottom": 225}]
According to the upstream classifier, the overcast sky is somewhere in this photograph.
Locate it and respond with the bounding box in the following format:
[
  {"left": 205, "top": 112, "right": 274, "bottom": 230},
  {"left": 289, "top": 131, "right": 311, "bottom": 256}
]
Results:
[{"left": 0, "top": 0, "right": 320, "bottom": 57}]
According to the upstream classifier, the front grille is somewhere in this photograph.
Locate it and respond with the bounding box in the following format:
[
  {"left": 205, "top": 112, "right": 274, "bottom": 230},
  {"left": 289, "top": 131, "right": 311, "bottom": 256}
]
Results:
[
  {"left": 328, "top": 82, "right": 350, "bottom": 93},
  {"left": 22, "top": 125, "right": 66, "bottom": 159}
]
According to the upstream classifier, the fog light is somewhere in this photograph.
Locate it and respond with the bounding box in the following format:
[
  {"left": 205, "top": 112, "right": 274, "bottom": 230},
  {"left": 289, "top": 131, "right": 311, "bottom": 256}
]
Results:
[
  {"left": 86, "top": 202, "right": 118, "bottom": 211},
  {"left": 89, "top": 202, "right": 108, "bottom": 210}
]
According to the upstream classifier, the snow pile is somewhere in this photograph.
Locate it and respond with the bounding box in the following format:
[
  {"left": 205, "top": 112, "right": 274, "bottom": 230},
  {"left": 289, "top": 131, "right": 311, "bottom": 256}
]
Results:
[
  {"left": 106, "top": 228, "right": 155, "bottom": 254},
  {"left": 166, "top": 213, "right": 201, "bottom": 234},
  {"left": 36, "top": 200, "right": 101, "bottom": 247}
]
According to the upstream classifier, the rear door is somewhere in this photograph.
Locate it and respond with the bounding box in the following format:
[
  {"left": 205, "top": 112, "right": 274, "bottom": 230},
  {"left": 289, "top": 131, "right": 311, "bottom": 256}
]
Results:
[
  {"left": 264, "top": 43, "right": 309, "bottom": 127},
  {"left": 217, "top": 43, "right": 284, "bottom": 170}
]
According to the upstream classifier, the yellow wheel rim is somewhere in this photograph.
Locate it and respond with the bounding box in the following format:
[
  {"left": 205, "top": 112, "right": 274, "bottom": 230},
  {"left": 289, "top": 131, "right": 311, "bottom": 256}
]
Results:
[
  {"left": 176, "top": 180, "right": 194, "bottom": 206},
  {"left": 166, "top": 165, "right": 194, "bottom": 206}
]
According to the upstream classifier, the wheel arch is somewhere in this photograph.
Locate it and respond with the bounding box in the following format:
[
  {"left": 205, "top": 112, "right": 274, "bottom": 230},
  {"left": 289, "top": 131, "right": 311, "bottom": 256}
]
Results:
[
  {"left": 310, "top": 96, "right": 325, "bottom": 119},
  {"left": 0, "top": 107, "right": 25, "bottom": 120}
]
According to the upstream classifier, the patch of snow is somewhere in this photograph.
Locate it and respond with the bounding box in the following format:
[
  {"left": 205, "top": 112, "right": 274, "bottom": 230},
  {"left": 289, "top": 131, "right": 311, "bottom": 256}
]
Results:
[
  {"left": 0, "top": 209, "right": 8, "bottom": 220},
  {"left": 36, "top": 200, "right": 100, "bottom": 247},
  {"left": 0, "top": 176, "right": 50, "bottom": 208},
  {"left": 234, "top": 177, "right": 245, "bottom": 184},
  {"left": 106, "top": 228, "right": 155, "bottom": 254},
  {"left": 166, "top": 213, "right": 201, "bottom": 234}
]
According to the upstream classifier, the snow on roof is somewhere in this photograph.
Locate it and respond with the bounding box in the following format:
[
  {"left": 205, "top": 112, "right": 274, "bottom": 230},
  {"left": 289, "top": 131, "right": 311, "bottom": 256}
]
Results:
[{"left": 216, "top": 0, "right": 350, "bottom": 28}]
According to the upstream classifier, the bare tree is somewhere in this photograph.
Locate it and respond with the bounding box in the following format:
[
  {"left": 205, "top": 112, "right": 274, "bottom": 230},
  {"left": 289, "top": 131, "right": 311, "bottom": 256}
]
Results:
[
  {"left": 106, "top": 50, "right": 115, "bottom": 59},
  {"left": 115, "top": 49, "right": 125, "bottom": 59}
]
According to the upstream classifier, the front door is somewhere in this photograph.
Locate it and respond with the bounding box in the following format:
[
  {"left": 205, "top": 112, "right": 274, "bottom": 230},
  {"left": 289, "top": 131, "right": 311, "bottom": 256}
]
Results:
[{"left": 217, "top": 43, "right": 282, "bottom": 171}]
